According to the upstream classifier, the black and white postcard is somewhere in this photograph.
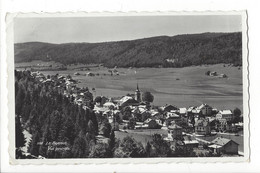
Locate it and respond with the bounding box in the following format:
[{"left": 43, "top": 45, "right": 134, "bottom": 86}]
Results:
[{"left": 6, "top": 12, "right": 249, "bottom": 164}]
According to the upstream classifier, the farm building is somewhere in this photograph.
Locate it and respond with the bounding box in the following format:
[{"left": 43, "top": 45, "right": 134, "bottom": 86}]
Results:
[{"left": 208, "top": 137, "right": 239, "bottom": 155}]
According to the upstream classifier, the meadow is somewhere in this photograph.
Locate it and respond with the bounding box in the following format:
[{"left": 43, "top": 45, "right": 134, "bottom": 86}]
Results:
[{"left": 16, "top": 62, "right": 243, "bottom": 111}]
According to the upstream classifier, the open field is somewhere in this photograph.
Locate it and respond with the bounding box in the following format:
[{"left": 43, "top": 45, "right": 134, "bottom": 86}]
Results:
[{"left": 16, "top": 62, "right": 243, "bottom": 111}]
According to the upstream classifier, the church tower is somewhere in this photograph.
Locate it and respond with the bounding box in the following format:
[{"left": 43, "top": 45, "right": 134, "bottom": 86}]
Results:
[{"left": 135, "top": 83, "right": 141, "bottom": 102}]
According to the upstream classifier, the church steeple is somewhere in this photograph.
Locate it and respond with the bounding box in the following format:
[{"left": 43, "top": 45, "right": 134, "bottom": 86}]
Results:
[
  {"left": 135, "top": 83, "right": 141, "bottom": 102},
  {"left": 136, "top": 83, "right": 139, "bottom": 92}
]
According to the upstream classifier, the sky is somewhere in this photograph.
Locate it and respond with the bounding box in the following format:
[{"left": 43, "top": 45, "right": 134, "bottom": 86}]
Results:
[{"left": 14, "top": 15, "right": 242, "bottom": 44}]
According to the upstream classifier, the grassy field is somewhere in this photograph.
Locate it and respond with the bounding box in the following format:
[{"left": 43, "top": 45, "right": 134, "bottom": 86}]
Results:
[{"left": 16, "top": 62, "right": 243, "bottom": 111}]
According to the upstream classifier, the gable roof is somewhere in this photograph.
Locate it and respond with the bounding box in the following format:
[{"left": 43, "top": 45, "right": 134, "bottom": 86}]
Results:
[
  {"left": 198, "top": 103, "right": 212, "bottom": 110},
  {"left": 219, "top": 110, "right": 233, "bottom": 115},
  {"left": 211, "top": 137, "right": 238, "bottom": 146},
  {"left": 168, "top": 124, "right": 182, "bottom": 130},
  {"left": 162, "top": 104, "right": 178, "bottom": 111}
]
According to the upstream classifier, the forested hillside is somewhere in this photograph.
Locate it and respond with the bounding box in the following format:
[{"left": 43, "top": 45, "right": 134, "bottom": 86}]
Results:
[{"left": 15, "top": 32, "right": 242, "bottom": 68}]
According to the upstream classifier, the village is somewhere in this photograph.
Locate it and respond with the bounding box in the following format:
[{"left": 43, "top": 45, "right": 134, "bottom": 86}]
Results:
[{"left": 30, "top": 70, "right": 244, "bottom": 157}]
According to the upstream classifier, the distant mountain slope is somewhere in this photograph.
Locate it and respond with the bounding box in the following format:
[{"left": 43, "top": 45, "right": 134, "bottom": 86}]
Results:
[{"left": 14, "top": 32, "right": 242, "bottom": 67}]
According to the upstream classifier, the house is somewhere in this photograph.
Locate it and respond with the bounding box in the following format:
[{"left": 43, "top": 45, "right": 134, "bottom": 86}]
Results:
[
  {"left": 167, "top": 124, "right": 183, "bottom": 140},
  {"left": 210, "top": 71, "right": 217, "bottom": 76},
  {"left": 118, "top": 96, "right": 139, "bottom": 108},
  {"left": 198, "top": 104, "right": 213, "bottom": 116},
  {"left": 165, "top": 112, "right": 181, "bottom": 126},
  {"left": 161, "top": 104, "right": 179, "bottom": 113},
  {"left": 194, "top": 119, "right": 211, "bottom": 135},
  {"left": 183, "top": 135, "right": 199, "bottom": 148},
  {"left": 150, "top": 109, "right": 160, "bottom": 117},
  {"left": 86, "top": 72, "right": 95, "bottom": 76},
  {"left": 144, "top": 118, "right": 160, "bottom": 129},
  {"left": 187, "top": 106, "right": 201, "bottom": 117},
  {"left": 219, "top": 74, "right": 227, "bottom": 78},
  {"left": 216, "top": 110, "right": 233, "bottom": 122},
  {"left": 215, "top": 119, "right": 233, "bottom": 132},
  {"left": 155, "top": 118, "right": 164, "bottom": 126},
  {"left": 179, "top": 107, "right": 187, "bottom": 116},
  {"left": 208, "top": 137, "right": 239, "bottom": 155},
  {"left": 208, "top": 118, "right": 217, "bottom": 130},
  {"left": 103, "top": 102, "right": 116, "bottom": 109}
]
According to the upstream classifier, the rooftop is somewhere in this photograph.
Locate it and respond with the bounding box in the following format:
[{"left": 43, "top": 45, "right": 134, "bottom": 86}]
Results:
[
  {"left": 168, "top": 124, "right": 182, "bottom": 130},
  {"left": 211, "top": 137, "right": 238, "bottom": 146}
]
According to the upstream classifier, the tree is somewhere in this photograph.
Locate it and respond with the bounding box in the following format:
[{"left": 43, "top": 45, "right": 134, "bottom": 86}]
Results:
[
  {"left": 114, "top": 136, "right": 146, "bottom": 158},
  {"left": 233, "top": 108, "right": 242, "bottom": 123},
  {"left": 109, "top": 130, "right": 115, "bottom": 152},
  {"left": 29, "top": 130, "right": 41, "bottom": 157},
  {"left": 142, "top": 92, "right": 154, "bottom": 103},
  {"left": 94, "top": 96, "right": 102, "bottom": 103},
  {"left": 89, "top": 143, "right": 112, "bottom": 158},
  {"left": 151, "top": 134, "right": 171, "bottom": 157},
  {"left": 121, "top": 106, "right": 132, "bottom": 120},
  {"left": 100, "top": 122, "right": 112, "bottom": 138},
  {"left": 145, "top": 142, "right": 152, "bottom": 157},
  {"left": 72, "top": 131, "right": 88, "bottom": 158},
  {"left": 205, "top": 71, "right": 210, "bottom": 76},
  {"left": 15, "top": 115, "right": 26, "bottom": 158},
  {"left": 127, "top": 118, "right": 136, "bottom": 130},
  {"left": 15, "top": 115, "right": 26, "bottom": 149},
  {"left": 15, "top": 85, "right": 25, "bottom": 115}
]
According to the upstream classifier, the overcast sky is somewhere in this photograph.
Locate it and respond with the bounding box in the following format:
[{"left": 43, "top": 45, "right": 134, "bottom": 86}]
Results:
[{"left": 14, "top": 15, "right": 242, "bottom": 44}]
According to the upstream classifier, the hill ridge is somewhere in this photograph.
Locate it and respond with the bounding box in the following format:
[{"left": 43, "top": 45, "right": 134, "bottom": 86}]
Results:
[{"left": 15, "top": 32, "right": 242, "bottom": 67}]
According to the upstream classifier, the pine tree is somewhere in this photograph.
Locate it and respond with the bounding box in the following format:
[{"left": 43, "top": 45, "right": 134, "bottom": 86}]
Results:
[
  {"left": 109, "top": 130, "right": 115, "bottom": 153},
  {"left": 29, "top": 130, "right": 40, "bottom": 157},
  {"left": 145, "top": 142, "right": 151, "bottom": 157},
  {"left": 15, "top": 85, "right": 25, "bottom": 115},
  {"left": 15, "top": 115, "right": 26, "bottom": 159},
  {"left": 15, "top": 115, "right": 26, "bottom": 148},
  {"left": 72, "top": 131, "right": 87, "bottom": 158}
]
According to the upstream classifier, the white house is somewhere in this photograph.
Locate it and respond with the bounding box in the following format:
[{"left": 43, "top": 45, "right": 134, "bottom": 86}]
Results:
[{"left": 216, "top": 110, "right": 233, "bottom": 122}]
